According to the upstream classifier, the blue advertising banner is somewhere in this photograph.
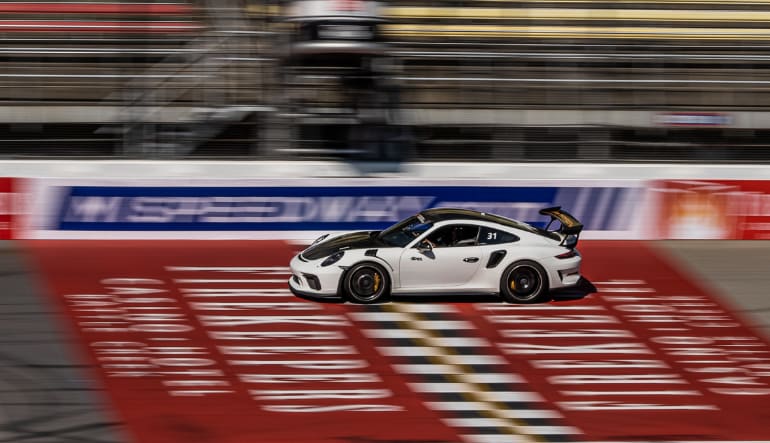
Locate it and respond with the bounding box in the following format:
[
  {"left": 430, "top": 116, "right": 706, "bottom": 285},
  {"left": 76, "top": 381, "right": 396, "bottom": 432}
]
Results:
[{"left": 52, "top": 185, "right": 641, "bottom": 233}]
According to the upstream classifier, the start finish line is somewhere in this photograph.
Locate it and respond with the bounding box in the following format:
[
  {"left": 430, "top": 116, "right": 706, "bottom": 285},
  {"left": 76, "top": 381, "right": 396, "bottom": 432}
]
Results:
[{"left": 28, "top": 239, "right": 770, "bottom": 443}]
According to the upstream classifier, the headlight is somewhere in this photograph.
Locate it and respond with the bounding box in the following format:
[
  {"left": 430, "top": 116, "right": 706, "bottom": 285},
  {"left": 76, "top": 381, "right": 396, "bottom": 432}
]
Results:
[{"left": 321, "top": 251, "right": 345, "bottom": 267}]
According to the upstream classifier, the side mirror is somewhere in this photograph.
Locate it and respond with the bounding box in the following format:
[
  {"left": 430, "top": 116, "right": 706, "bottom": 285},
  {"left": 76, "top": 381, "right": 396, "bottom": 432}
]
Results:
[{"left": 417, "top": 240, "right": 433, "bottom": 252}]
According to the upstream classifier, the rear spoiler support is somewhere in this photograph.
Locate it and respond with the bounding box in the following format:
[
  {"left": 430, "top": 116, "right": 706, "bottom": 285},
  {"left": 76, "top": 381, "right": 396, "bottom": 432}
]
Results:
[{"left": 540, "top": 206, "right": 583, "bottom": 247}]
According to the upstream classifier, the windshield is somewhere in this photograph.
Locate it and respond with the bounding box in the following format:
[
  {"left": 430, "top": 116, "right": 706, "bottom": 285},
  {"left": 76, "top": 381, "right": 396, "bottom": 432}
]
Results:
[{"left": 377, "top": 215, "right": 433, "bottom": 247}]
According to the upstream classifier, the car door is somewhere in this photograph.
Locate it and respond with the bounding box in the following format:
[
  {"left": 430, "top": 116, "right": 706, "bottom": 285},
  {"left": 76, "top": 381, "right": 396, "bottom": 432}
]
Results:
[{"left": 398, "top": 224, "right": 482, "bottom": 289}]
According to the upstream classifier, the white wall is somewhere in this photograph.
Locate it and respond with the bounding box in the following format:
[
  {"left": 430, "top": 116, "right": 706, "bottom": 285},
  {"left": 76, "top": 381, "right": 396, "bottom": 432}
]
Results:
[{"left": 2, "top": 160, "right": 770, "bottom": 180}]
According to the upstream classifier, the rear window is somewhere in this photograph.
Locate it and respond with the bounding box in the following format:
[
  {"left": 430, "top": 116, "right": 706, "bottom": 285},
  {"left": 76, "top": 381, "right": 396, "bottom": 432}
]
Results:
[{"left": 478, "top": 227, "right": 518, "bottom": 245}]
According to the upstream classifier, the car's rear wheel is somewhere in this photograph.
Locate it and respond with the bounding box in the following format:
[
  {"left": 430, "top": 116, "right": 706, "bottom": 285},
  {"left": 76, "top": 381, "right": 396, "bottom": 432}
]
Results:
[
  {"left": 344, "top": 262, "right": 390, "bottom": 304},
  {"left": 500, "top": 260, "right": 549, "bottom": 304}
]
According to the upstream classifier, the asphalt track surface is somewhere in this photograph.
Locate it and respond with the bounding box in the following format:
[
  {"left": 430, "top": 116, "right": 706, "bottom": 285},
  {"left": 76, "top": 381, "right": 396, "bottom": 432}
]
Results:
[
  {"left": 656, "top": 241, "right": 770, "bottom": 342},
  {"left": 1, "top": 240, "right": 769, "bottom": 443},
  {"left": 0, "top": 242, "right": 126, "bottom": 443}
]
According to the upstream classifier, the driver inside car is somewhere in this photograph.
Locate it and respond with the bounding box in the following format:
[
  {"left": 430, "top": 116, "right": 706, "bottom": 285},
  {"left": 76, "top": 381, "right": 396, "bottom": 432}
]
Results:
[{"left": 425, "top": 225, "right": 470, "bottom": 247}]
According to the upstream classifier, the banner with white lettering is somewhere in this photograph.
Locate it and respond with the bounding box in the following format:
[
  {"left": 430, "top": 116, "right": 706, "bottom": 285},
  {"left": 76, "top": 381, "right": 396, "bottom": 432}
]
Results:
[
  {"left": 23, "top": 178, "right": 648, "bottom": 239},
  {"left": 649, "top": 179, "right": 770, "bottom": 239}
]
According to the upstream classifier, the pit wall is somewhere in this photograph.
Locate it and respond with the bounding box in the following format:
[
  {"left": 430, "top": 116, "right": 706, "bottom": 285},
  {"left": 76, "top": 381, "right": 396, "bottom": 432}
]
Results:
[{"left": 1, "top": 162, "right": 769, "bottom": 240}]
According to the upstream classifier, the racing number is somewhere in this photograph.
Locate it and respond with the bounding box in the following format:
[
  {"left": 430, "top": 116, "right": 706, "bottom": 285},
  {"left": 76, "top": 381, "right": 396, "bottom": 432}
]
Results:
[{"left": 479, "top": 227, "right": 518, "bottom": 245}]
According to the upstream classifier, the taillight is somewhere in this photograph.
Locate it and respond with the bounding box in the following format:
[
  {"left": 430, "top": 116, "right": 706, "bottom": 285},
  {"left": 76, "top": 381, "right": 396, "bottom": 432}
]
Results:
[{"left": 555, "top": 249, "right": 578, "bottom": 259}]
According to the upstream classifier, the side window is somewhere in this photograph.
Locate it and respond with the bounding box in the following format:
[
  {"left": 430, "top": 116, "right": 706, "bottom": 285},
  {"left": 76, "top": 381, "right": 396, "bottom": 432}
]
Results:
[
  {"left": 479, "top": 227, "right": 518, "bottom": 245},
  {"left": 425, "top": 224, "right": 479, "bottom": 247}
]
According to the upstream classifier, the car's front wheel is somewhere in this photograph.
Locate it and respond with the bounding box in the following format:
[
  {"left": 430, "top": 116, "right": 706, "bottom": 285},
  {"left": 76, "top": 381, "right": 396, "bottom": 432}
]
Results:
[
  {"left": 500, "top": 260, "right": 549, "bottom": 304},
  {"left": 343, "top": 262, "right": 390, "bottom": 304}
]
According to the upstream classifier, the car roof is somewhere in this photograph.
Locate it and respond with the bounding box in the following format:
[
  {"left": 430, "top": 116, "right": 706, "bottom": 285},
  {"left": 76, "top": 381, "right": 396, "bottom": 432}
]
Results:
[
  {"left": 420, "top": 208, "right": 521, "bottom": 228},
  {"left": 420, "top": 207, "right": 559, "bottom": 240}
]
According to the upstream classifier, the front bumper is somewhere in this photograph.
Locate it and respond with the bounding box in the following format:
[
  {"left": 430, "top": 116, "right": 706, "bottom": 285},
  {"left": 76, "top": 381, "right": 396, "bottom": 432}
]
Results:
[
  {"left": 288, "top": 254, "right": 344, "bottom": 297},
  {"left": 288, "top": 280, "right": 342, "bottom": 300}
]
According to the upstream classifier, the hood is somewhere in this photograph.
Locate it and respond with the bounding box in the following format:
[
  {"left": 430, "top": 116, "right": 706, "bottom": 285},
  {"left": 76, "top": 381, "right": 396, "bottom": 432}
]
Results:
[{"left": 301, "top": 231, "right": 385, "bottom": 260}]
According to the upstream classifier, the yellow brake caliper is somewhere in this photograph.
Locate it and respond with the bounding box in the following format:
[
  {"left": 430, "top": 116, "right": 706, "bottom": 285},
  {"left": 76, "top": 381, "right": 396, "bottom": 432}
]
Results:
[
  {"left": 373, "top": 272, "right": 381, "bottom": 292},
  {"left": 510, "top": 278, "right": 516, "bottom": 290}
]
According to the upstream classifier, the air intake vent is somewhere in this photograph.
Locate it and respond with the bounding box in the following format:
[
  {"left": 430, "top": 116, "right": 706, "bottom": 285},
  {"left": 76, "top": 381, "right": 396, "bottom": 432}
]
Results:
[{"left": 486, "top": 250, "right": 507, "bottom": 268}]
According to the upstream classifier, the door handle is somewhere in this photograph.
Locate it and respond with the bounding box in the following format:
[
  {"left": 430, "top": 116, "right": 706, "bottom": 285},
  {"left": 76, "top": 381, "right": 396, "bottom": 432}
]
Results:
[
  {"left": 463, "top": 257, "right": 479, "bottom": 263},
  {"left": 411, "top": 256, "right": 423, "bottom": 261}
]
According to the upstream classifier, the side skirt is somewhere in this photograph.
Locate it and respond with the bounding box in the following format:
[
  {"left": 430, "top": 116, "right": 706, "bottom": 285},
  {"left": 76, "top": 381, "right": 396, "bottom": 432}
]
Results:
[{"left": 391, "top": 290, "right": 499, "bottom": 297}]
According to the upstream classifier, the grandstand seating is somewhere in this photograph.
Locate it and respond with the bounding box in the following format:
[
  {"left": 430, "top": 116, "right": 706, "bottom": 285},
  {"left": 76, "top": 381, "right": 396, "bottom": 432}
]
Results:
[
  {"left": 382, "top": 0, "right": 770, "bottom": 109},
  {"left": 3, "top": 0, "right": 770, "bottom": 160},
  {"left": 241, "top": 0, "right": 770, "bottom": 160},
  {"left": 0, "top": 2, "right": 201, "bottom": 33},
  {"left": 242, "top": 0, "right": 770, "bottom": 111},
  {"left": 0, "top": 1, "right": 205, "bottom": 102}
]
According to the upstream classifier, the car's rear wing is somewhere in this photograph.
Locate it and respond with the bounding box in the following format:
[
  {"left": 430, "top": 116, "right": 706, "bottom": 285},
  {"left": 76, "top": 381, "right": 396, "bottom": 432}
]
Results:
[{"left": 540, "top": 206, "right": 583, "bottom": 247}]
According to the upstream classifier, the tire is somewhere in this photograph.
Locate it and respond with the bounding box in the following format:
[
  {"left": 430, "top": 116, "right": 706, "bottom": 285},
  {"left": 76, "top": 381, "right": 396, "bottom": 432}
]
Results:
[
  {"left": 343, "top": 262, "right": 390, "bottom": 304},
  {"left": 500, "top": 260, "right": 549, "bottom": 304}
]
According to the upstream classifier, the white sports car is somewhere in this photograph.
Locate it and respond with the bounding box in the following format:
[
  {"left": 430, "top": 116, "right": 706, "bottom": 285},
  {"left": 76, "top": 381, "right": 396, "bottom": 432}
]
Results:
[{"left": 288, "top": 207, "right": 583, "bottom": 304}]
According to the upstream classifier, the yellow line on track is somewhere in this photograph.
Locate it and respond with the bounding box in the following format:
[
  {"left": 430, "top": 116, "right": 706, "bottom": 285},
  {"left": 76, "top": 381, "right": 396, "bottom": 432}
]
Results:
[{"left": 383, "top": 304, "right": 544, "bottom": 442}]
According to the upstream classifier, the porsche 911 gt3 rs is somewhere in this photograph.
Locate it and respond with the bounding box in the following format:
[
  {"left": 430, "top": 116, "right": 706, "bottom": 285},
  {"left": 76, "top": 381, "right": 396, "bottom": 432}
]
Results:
[{"left": 288, "top": 206, "right": 583, "bottom": 304}]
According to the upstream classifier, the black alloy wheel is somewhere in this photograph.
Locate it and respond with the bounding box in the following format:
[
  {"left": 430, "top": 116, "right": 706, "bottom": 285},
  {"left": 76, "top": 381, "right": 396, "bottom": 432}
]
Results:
[
  {"left": 500, "top": 260, "right": 548, "bottom": 303},
  {"left": 344, "top": 262, "right": 390, "bottom": 304}
]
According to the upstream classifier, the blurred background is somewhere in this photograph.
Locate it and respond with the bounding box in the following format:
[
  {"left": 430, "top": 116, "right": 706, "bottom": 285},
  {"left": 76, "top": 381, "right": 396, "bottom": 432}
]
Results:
[
  {"left": 3, "top": 0, "right": 770, "bottom": 162},
  {"left": 3, "top": 4, "right": 770, "bottom": 441}
]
